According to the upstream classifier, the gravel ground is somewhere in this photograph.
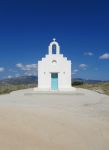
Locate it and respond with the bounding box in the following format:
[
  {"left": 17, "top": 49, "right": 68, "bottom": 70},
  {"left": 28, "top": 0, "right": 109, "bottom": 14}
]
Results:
[{"left": 0, "top": 88, "right": 109, "bottom": 150}]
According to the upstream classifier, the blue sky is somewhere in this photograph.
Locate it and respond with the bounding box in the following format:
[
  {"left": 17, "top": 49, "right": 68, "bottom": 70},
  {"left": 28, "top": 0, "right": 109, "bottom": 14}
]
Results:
[{"left": 0, "top": 0, "right": 109, "bottom": 80}]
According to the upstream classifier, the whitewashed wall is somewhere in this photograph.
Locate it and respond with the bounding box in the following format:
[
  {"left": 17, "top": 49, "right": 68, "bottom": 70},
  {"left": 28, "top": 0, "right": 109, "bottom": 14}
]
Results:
[
  {"left": 38, "top": 39, "right": 72, "bottom": 91},
  {"left": 38, "top": 54, "right": 72, "bottom": 90}
]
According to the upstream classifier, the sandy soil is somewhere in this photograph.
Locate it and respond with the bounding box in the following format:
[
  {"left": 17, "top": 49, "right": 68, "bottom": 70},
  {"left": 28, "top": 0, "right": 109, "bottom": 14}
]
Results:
[{"left": 0, "top": 88, "right": 109, "bottom": 150}]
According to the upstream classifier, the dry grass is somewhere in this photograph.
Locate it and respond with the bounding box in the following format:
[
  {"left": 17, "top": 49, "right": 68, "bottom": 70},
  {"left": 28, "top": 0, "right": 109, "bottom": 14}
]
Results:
[
  {"left": 0, "top": 82, "right": 109, "bottom": 96},
  {"left": 0, "top": 84, "right": 36, "bottom": 95},
  {"left": 76, "top": 82, "right": 109, "bottom": 95}
]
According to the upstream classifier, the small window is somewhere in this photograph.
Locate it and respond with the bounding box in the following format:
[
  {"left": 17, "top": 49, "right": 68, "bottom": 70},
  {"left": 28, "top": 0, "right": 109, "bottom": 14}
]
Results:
[{"left": 52, "top": 60, "right": 57, "bottom": 64}]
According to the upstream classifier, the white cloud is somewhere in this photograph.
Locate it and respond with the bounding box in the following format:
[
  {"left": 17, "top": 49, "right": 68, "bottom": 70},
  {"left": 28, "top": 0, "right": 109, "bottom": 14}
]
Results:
[
  {"left": 16, "top": 63, "right": 38, "bottom": 76},
  {"left": 99, "top": 53, "right": 109, "bottom": 60},
  {"left": 24, "top": 72, "right": 32, "bottom": 76},
  {"left": 25, "top": 64, "right": 37, "bottom": 71},
  {"left": 72, "top": 69, "right": 79, "bottom": 75},
  {"left": 16, "top": 63, "right": 23, "bottom": 68},
  {"left": 84, "top": 52, "right": 93, "bottom": 56},
  {"left": 7, "top": 75, "right": 12, "bottom": 79},
  {"left": 16, "top": 63, "right": 37, "bottom": 71},
  {"left": 74, "top": 69, "right": 79, "bottom": 72},
  {"left": 0, "top": 67, "right": 5, "bottom": 72},
  {"left": 15, "top": 74, "right": 20, "bottom": 77},
  {"left": 79, "top": 64, "right": 88, "bottom": 70}
]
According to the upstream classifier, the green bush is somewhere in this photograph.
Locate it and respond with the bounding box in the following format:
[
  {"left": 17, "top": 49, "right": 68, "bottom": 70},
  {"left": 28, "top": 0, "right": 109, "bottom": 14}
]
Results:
[{"left": 72, "top": 81, "right": 84, "bottom": 86}]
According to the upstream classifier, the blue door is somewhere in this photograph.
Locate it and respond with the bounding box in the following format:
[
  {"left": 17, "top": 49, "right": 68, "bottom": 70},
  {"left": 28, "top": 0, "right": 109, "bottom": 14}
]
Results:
[{"left": 51, "top": 73, "right": 58, "bottom": 90}]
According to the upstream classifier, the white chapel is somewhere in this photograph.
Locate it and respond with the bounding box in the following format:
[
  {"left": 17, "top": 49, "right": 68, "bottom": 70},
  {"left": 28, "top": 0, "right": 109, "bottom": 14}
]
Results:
[{"left": 37, "top": 39, "right": 73, "bottom": 91}]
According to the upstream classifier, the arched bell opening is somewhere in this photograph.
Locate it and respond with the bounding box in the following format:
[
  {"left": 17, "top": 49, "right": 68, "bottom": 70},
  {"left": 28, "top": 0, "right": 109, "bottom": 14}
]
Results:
[
  {"left": 52, "top": 44, "right": 57, "bottom": 54},
  {"left": 48, "top": 38, "right": 60, "bottom": 55}
]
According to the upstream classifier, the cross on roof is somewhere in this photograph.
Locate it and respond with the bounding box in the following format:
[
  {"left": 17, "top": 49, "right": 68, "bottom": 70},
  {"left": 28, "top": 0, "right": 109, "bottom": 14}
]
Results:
[{"left": 53, "top": 38, "right": 56, "bottom": 42}]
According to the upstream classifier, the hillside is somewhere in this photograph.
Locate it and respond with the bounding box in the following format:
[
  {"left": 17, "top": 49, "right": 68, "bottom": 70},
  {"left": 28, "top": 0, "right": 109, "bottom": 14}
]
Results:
[
  {"left": 0, "top": 76, "right": 109, "bottom": 95},
  {"left": 0, "top": 76, "right": 37, "bottom": 95},
  {"left": 0, "top": 76, "right": 38, "bottom": 85},
  {"left": 76, "top": 82, "right": 109, "bottom": 95}
]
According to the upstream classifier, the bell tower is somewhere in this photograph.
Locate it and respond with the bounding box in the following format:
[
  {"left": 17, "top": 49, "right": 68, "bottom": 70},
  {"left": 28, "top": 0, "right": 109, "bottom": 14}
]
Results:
[{"left": 48, "top": 38, "right": 60, "bottom": 55}]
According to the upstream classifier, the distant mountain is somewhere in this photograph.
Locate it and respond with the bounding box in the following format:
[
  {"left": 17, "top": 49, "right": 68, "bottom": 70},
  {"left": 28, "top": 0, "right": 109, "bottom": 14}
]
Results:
[
  {"left": 0, "top": 76, "right": 38, "bottom": 85},
  {"left": 73, "top": 78, "right": 108, "bottom": 84},
  {"left": 0, "top": 76, "right": 108, "bottom": 86}
]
